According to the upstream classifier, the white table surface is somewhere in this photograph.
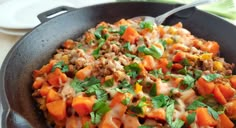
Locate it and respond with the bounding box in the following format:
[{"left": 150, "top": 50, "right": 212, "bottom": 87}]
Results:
[{"left": 0, "top": 0, "right": 236, "bottom": 127}]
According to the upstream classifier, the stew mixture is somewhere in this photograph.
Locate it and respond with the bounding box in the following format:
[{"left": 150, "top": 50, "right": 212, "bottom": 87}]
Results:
[{"left": 32, "top": 19, "right": 236, "bottom": 128}]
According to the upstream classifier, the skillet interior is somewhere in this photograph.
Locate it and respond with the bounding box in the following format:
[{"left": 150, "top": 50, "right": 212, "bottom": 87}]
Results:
[{"left": 1, "top": 2, "right": 236, "bottom": 128}]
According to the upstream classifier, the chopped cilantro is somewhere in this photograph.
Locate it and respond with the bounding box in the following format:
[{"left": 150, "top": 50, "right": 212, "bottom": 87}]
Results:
[
  {"left": 138, "top": 45, "right": 163, "bottom": 59},
  {"left": 171, "top": 119, "right": 184, "bottom": 128},
  {"left": 202, "top": 73, "right": 221, "bottom": 82},
  {"left": 122, "top": 98, "right": 130, "bottom": 105},
  {"left": 125, "top": 53, "right": 139, "bottom": 59},
  {"left": 181, "top": 58, "right": 190, "bottom": 66},
  {"left": 167, "top": 61, "right": 173, "bottom": 69},
  {"left": 85, "top": 84, "right": 100, "bottom": 96},
  {"left": 207, "top": 106, "right": 219, "bottom": 120},
  {"left": 116, "top": 80, "right": 134, "bottom": 94},
  {"left": 90, "top": 100, "right": 110, "bottom": 124},
  {"left": 123, "top": 42, "right": 132, "bottom": 51},
  {"left": 149, "top": 83, "right": 157, "bottom": 97},
  {"left": 140, "top": 21, "right": 154, "bottom": 30},
  {"left": 151, "top": 94, "right": 171, "bottom": 108},
  {"left": 119, "top": 25, "right": 127, "bottom": 35},
  {"left": 103, "top": 78, "right": 114, "bottom": 87},
  {"left": 166, "top": 102, "right": 184, "bottom": 128},
  {"left": 182, "top": 75, "right": 195, "bottom": 89},
  {"left": 166, "top": 102, "right": 175, "bottom": 126},
  {"left": 70, "top": 78, "right": 85, "bottom": 93},
  {"left": 83, "top": 121, "right": 90, "bottom": 128},
  {"left": 187, "top": 112, "right": 196, "bottom": 125},
  {"left": 124, "top": 63, "right": 141, "bottom": 78},
  {"left": 114, "top": 57, "right": 119, "bottom": 61},
  {"left": 128, "top": 97, "right": 146, "bottom": 114},
  {"left": 187, "top": 100, "right": 207, "bottom": 110},
  {"left": 150, "top": 69, "right": 163, "bottom": 77},
  {"left": 194, "top": 69, "right": 202, "bottom": 79},
  {"left": 51, "top": 61, "right": 69, "bottom": 72},
  {"left": 178, "top": 67, "right": 188, "bottom": 75},
  {"left": 159, "top": 40, "right": 167, "bottom": 49},
  {"left": 92, "top": 38, "right": 105, "bottom": 58},
  {"left": 94, "top": 26, "right": 105, "bottom": 39}
]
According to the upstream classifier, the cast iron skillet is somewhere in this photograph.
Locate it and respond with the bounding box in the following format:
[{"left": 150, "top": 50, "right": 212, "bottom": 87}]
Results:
[{"left": 1, "top": 2, "right": 236, "bottom": 128}]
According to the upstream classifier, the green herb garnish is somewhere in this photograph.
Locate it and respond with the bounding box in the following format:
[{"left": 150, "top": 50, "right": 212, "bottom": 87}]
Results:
[
  {"left": 187, "top": 112, "right": 196, "bottom": 125},
  {"left": 90, "top": 100, "right": 110, "bottom": 124},
  {"left": 138, "top": 45, "right": 163, "bottom": 59},
  {"left": 124, "top": 63, "right": 141, "bottom": 78},
  {"left": 123, "top": 42, "right": 132, "bottom": 51},
  {"left": 94, "top": 26, "right": 105, "bottom": 39},
  {"left": 202, "top": 73, "right": 221, "bottom": 82},
  {"left": 140, "top": 21, "right": 154, "bottom": 30},
  {"left": 51, "top": 61, "right": 69, "bottom": 72},
  {"left": 119, "top": 25, "right": 128, "bottom": 35}
]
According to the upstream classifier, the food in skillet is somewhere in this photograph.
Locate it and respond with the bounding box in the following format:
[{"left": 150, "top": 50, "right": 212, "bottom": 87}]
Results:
[{"left": 32, "top": 18, "right": 236, "bottom": 128}]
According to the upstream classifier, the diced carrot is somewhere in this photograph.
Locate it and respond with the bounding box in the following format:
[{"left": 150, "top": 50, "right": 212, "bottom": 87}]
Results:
[
  {"left": 172, "top": 52, "right": 186, "bottom": 63},
  {"left": 46, "top": 100, "right": 66, "bottom": 121},
  {"left": 114, "top": 18, "right": 130, "bottom": 26},
  {"left": 97, "top": 21, "right": 108, "bottom": 27},
  {"left": 140, "top": 28, "right": 151, "bottom": 35},
  {"left": 66, "top": 115, "right": 81, "bottom": 128},
  {"left": 72, "top": 95, "right": 95, "bottom": 116},
  {"left": 63, "top": 39, "right": 75, "bottom": 49},
  {"left": 200, "top": 41, "right": 219, "bottom": 56},
  {"left": 39, "top": 82, "right": 51, "bottom": 96},
  {"left": 47, "top": 68, "right": 68, "bottom": 86},
  {"left": 213, "top": 86, "right": 227, "bottom": 105},
  {"left": 171, "top": 77, "right": 183, "bottom": 88},
  {"left": 85, "top": 32, "right": 95, "bottom": 43},
  {"left": 172, "top": 63, "right": 184, "bottom": 71},
  {"left": 170, "top": 43, "right": 189, "bottom": 53},
  {"left": 33, "top": 77, "right": 45, "bottom": 89},
  {"left": 196, "top": 107, "right": 217, "bottom": 127},
  {"left": 225, "top": 100, "right": 236, "bottom": 119},
  {"left": 156, "top": 58, "right": 168, "bottom": 73},
  {"left": 173, "top": 22, "right": 183, "bottom": 28},
  {"left": 192, "top": 39, "right": 203, "bottom": 49},
  {"left": 138, "top": 63, "right": 148, "bottom": 76},
  {"left": 196, "top": 77, "right": 215, "bottom": 95},
  {"left": 33, "top": 62, "right": 54, "bottom": 78},
  {"left": 98, "top": 111, "right": 121, "bottom": 128},
  {"left": 146, "top": 108, "right": 166, "bottom": 120},
  {"left": 110, "top": 92, "right": 126, "bottom": 108},
  {"left": 218, "top": 84, "right": 235, "bottom": 100},
  {"left": 121, "top": 26, "right": 139, "bottom": 43},
  {"left": 230, "top": 75, "right": 236, "bottom": 89},
  {"left": 157, "top": 25, "right": 165, "bottom": 38},
  {"left": 142, "top": 55, "right": 156, "bottom": 71},
  {"left": 75, "top": 66, "right": 92, "bottom": 81},
  {"left": 46, "top": 89, "right": 61, "bottom": 103},
  {"left": 217, "top": 113, "right": 234, "bottom": 128}
]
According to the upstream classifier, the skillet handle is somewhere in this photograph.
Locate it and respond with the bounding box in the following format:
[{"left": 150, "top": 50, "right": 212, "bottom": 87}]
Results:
[{"left": 38, "top": 6, "right": 76, "bottom": 23}]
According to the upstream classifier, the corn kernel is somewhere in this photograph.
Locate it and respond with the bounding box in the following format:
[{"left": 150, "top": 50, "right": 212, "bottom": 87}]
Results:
[
  {"left": 168, "top": 27, "right": 177, "bottom": 34},
  {"left": 62, "top": 55, "right": 69, "bottom": 64},
  {"left": 214, "top": 61, "right": 223, "bottom": 71},
  {"left": 166, "top": 38, "right": 174, "bottom": 44},
  {"left": 135, "top": 83, "right": 143, "bottom": 94},
  {"left": 199, "top": 53, "right": 212, "bottom": 61}
]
